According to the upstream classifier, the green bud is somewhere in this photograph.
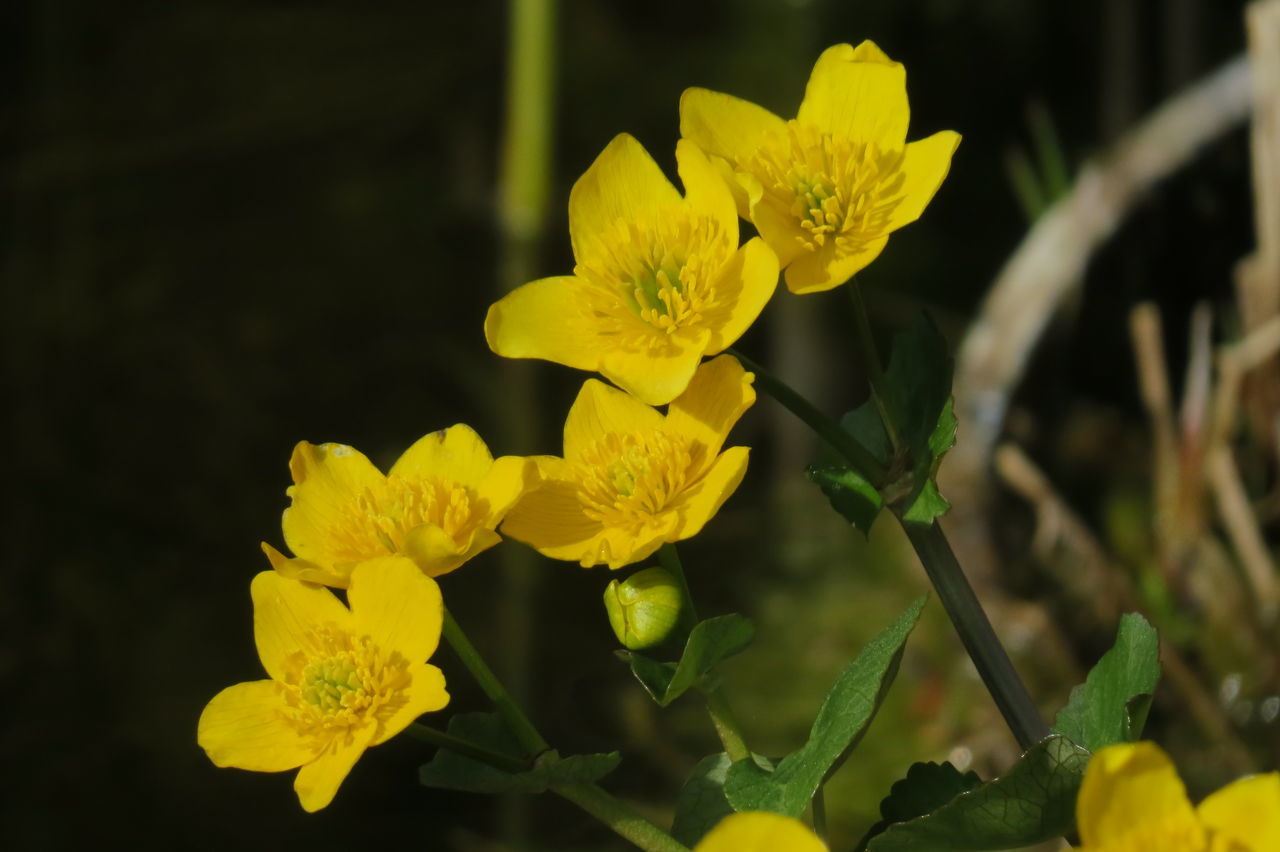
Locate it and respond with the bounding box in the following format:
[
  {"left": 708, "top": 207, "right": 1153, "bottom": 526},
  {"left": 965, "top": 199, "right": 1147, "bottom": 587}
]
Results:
[{"left": 603, "top": 567, "right": 682, "bottom": 650}]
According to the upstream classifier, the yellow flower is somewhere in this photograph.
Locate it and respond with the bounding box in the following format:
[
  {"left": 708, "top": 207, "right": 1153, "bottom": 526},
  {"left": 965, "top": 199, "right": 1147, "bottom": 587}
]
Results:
[
  {"left": 485, "top": 133, "right": 778, "bottom": 406},
  {"left": 501, "top": 354, "right": 754, "bottom": 569},
  {"left": 1075, "top": 741, "right": 1280, "bottom": 851},
  {"left": 198, "top": 557, "right": 449, "bottom": 812},
  {"left": 264, "top": 424, "right": 535, "bottom": 588},
  {"left": 693, "top": 811, "right": 827, "bottom": 851},
  {"left": 680, "top": 41, "right": 960, "bottom": 294}
]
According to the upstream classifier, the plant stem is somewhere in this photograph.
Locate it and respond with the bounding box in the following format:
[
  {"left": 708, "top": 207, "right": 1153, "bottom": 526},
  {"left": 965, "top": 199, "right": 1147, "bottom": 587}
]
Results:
[
  {"left": 901, "top": 522, "right": 1048, "bottom": 750},
  {"left": 405, "top": 722, "right": 529, "bottom": 773},
  {"left": 701, "top": 685, "right": 751, "bottom": 763},
  {"left": 811, "top": 783, "right": 828, "bottom": 841},
  {"left": 551, "top": 783, "right": 691, "bottom": 852},
  {"left": 741, "top": 352, "right": 1048, "bottom": 750},
  {"left": 658, "top": 542, "right": 699, "bottom": 635},
  {"left": 847, "top": 282, "right": 903, "bottom": 454},
  {"left": 729, "top": 348, "right": 888, "bottom": 485},
  {"left": 442, "top": 608, "right": 550, "bottom": 756}
]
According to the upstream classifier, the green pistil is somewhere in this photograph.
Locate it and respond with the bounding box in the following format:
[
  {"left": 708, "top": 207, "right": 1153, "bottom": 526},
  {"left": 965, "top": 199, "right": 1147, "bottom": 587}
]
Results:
[{"left": 302, "top": 657, "right": 362, "bottom": 713}]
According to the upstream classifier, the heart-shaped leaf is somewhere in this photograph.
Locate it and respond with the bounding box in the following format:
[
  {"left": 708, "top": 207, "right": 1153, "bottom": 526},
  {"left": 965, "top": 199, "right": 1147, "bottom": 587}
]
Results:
[
  {"left": 619, "top": 614, "right": 756, "bottom": 707},
  {"left": 1052, "top": 612, "right": 1160, "bottom": 751}
]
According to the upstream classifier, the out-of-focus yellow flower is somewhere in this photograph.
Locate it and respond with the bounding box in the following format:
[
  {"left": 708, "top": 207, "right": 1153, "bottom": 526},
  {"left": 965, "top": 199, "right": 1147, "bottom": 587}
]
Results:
[
  {"left": 501, "top": 354, "right": 754, "bottom": 569},
  {"left": 680, "top": 41, "right": 960, "bottom": 294},
  {"left": 1075, "top": 741, "right": 1280, "bottom": 851},
  {"left": 198, "top": 558, "right": 449, "bottom": 812},
  {"left": 485, "top": 133, "right": 778, "bottom": 406},
  {"left": 693, "top": 811, "right": 827, "bottom": 851},
  {"left": 264, "top": 425, "right": 535, "bottom": 588}
]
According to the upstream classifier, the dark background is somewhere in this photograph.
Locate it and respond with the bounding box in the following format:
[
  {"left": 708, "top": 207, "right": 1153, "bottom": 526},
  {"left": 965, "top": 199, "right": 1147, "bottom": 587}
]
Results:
[{"left": 4, "top": 0, "right": 1263, "bottom": 848}]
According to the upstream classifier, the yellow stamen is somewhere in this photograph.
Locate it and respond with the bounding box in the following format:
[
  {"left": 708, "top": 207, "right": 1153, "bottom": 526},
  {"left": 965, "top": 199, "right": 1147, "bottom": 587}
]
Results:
[
  {"left": 328, "top": 477, "right": 488, "bottom": 565},
  {"left": 574, "top": 431, "right": 704, "bottom": 528}
]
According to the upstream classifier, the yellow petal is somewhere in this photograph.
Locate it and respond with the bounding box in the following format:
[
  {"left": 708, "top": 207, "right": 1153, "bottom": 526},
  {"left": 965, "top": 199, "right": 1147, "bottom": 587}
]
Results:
[
  {"left": 198, "top": 680, "right": 315, "bottom": 772},
  {"left": 389, "top": 424, "right": 493, "bottom": 488},
  {"left": 702, "top": 238, "right": 779, "bottom": 354},
  {"left": 252, "top": 570, "right": 351, "bottom": 683},
  {"left": 679, "top": 87, "right": 786, "bottom": 168},
  {"left": 693, "top": 811, "right": 827, "bottom": 852},
  {"left": 404, "top": 523, "right": 501, "bottom": 577},
  {"left": 500, "top": 478, "right": 603, "bottom": 561},
  {"left": 261, "top": 541, "right": 348, "bottom": 588},
  {"left": 347, "top": 556, "right": 444, "bottom": 663},
  {"left": 282, "top": 441, "right": 385, "bottom": 567},
  {"left": 671, "top": 446, "right": 749, "bottom": 541},
  {"left": 593, "top": 514, "right": 681, "bottom": 570},
  {"left": 563, "top": 378, "right": 666, "bottom": 460},
  {"left": 569, "top": 133, "right": 682, "bottom": 263},
  {"left": 1076, "top": 742, "right": 1203, "bottom": 849},
  {"left": 1197, "top": 772, "right": 1280, "bottom": 850},
  {"left": 675, "top": 138, "right": 738, "bottom": 240},
  {"left": 477, "top": 455, "right": 539, "bottom": 521},
  {"left": 885, "top": 130, "right": 961, "bottom": 231},
  {"left": 293, "top": 726, "right": 376, "bottom": 812},
  {"left": 484, "top": 275, "right": 604, "bottom": 371},
  {"left": 599, "top": 332, "right": 711, "bottom": 406},
  {"left": 371, "top": 662, "right": 450, "bottom": 746},
  {"left": 749, "top": 192, "right": 809, "bottom": 269},
  {"left": 666, "top": 355, "right": 756, "bottom": 458},
  {"left": 797, "top": 42, "right": 909, "bottom": 149},
  {"left": 783, "top": 235, "right": 889, "bottom": 295}
]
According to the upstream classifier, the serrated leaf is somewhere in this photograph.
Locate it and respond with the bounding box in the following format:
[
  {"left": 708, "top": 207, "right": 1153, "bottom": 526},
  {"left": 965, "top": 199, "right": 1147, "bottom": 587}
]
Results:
[
  {"left": 840, "top": 400, "right": 893, "bottom": 467},
  {"left": 882, "top": 313, "right": 954, "bottom": 460},
  {"left": 621, "top": 614, "right": 755, "bottom": 707},
  {"left": 809, "top": 463, "right": 884, "bottom": 532},
  {"left": 671, "top": 753, "right": 735, "bottom": 846},
  {"left": 866, "top": 735, "right": 1090, "bottom": 851},
  {"left": 1052, "top": 612, "right": 1160, "bottom": 750},
  {"left": 418, "top": 712, "right": 620, "bottom": 794},
  {"left": 857, "top": 761, "right": 983, "bottom": 851},
  {"left": 902, "top": 479, "right": 950, "bottom": 524},
  {"left": 724, "top": 596, "right": 927, "bottom": 817}
]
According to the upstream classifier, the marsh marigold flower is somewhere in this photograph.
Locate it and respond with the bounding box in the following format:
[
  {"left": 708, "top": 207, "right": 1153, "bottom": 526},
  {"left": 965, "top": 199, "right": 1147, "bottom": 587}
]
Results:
[
  {"left": 198, "top": 557, "right": 449, "bottom": 812},
  {"left": 693, "top": 811, "right": 826, "bottom": 851},
  {"left": 501, "top": 354, "right": 754, "bottom": 569},
  {"left": 1074, "top": 741, "right": 1280, "bottom": 851},
  {"left": 263, "top": 424, "right": 535, "bottom": 588},
  {"left": 485, "top": 133, "right": 779, "bottom": 406},
  {"left": 680, "top": 41, "right": 960, "bottom": 294}
]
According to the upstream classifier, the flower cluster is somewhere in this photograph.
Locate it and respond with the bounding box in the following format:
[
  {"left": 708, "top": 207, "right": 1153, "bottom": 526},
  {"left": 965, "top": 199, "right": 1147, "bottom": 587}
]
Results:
[{"left": 200, "top": 38, "right": 958, "bottom": 830}]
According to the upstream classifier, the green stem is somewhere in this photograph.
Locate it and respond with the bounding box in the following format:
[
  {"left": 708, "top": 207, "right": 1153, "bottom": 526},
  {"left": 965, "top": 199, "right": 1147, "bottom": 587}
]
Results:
[
  {"left": 551, "top": 783, "right": 691, "bottom": 852},
  {"left": 740, "top": 353, "right": 1048, "bottom": 750},
  {"left": 701, "top": 685, "right": 751, "bottom": 763},
  {"left": 847, "top": 282, "right": 903, "bottom": 454},
  {"left": 729, "top": 348, "right": 888, "bottom": 485},
  {"left": 811, "top": 783, "right": 828, "bottom": 841},
  {"left": 442, "top": 608, "right": 550, "bottom": 756},
  {"left": 405, "top": 722, "right": 528, "bottom": 773},
  {"left": 901, "top": 522, "right": 1048, "bottom": 750},
  {"left": 658, "top": 542, "right": 698, "bottom": 635}
]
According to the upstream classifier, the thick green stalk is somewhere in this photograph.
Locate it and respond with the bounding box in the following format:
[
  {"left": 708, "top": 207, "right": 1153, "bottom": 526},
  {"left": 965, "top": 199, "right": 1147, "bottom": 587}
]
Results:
[
  {"left": 551, "top": 783, "right": 691, "bottom": 852},
  {"left": 729, "top": 348, "right": 888, "bottom": 485},
  {"left": 405, "top": 722, "right": 529, "bottom": 772},
  {"left": 442, "top": 608, "right": 549, "bottom": 756},
  {"left": 743, "top": 355, "right": 1048, "bottom": 750}
]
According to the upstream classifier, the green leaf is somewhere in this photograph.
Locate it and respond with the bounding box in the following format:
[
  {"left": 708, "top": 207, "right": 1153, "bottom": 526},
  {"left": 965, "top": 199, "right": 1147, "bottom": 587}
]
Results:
[
  {"left": 881, "top": 313, "right": 954, "bottom": 462},
  {"left": 901, "top": 479, "right": 950, "bottom": 524},
  {"left": 840, "top": 400, "right": 893, "bottom": 467},
  {"left": 418, "top": 713, "right": 620, "bottom": 794},
  {"left": 1052, "top": 612, "right": 1160, "bottom": 750},
  {"left": 808, "top": 463, "right": 884, "bottom": 532},
  {"left": 620, "top": 614, "right": 755, "bottom": 707},
  {"left": 865, "top": 735, "right": 1090, "bottom": 851},
  {"left": 723, "top": 596, "right": 927, "bottom": 817},
  {"left": 671, "top": 753, "right": 735, "bottom": 846},
  {"left": 856, "top": 761, "right": 983, "bottom": 851}
]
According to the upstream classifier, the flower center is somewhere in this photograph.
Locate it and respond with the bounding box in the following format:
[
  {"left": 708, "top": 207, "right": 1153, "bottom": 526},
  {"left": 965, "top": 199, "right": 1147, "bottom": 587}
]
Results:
[
  {"left": 281, "top": 628, "right": 411, "bottom": 735},
  {"left": 330, "top": 477, "right": 487, "bottom": 565},
  {"left": 748, "top": 121, "right": 906, "bottom": 255},
  {"left": 574, "top": 212, "right": 732, "bottom": 340},
  {"left": 575, "top": 431, "right": 703, "bottom": 527}
]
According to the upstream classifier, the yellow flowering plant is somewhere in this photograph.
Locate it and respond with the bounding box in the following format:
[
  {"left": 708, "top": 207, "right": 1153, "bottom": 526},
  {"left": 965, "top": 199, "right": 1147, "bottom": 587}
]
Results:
[
  {"left": 680, "top": 41, "right": 960, "bottom": 294},
  {"left": 485, "top": 133, "right": 779, "bottom": 405},
  {"left": 196, "top": 29, "right": 1275, "bottom": 852},
  {"left": 499, "top": 353, "right": 754, "bottom": 569}
]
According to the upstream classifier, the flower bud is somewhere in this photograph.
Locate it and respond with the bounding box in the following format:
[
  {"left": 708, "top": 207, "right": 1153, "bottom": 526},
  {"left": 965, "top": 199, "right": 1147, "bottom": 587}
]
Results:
[{"left": 603, "top": 567, "right": 682, "bottom": 650}]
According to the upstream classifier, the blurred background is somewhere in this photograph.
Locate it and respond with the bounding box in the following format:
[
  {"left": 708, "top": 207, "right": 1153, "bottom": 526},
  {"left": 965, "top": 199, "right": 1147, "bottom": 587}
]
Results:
[{"left": 6, "top": 0, "right": 1277, "bottom": 848}]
